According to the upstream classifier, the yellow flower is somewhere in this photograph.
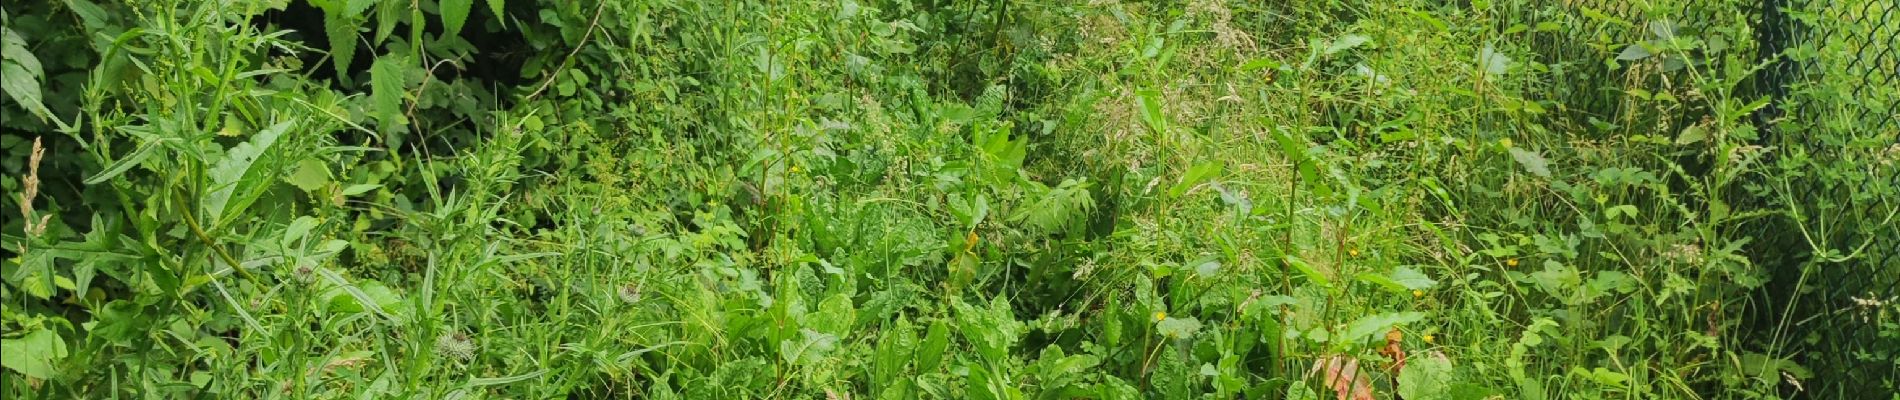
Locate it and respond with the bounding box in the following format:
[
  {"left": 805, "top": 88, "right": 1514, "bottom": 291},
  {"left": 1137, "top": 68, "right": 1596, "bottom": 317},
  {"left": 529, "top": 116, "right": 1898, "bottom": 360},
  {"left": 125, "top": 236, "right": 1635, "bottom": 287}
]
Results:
[
  {"left": 1507, "top": 258, "right": 1519, "bottom": 267},
  {"left": 1153, "top": 311, "right": 1167, "bottom": 322},
  {"left": 1412, "top": 290, "right": 1423, "bottom": 298},
  {"left": 1349, "top": 249, "right": 1360, "bottom": 257},
  {"left": 1499, "top": 138, "right": 1514, "bottom": 148},
  {"left": 1424, "top": 334, "right": 1436, "bottom": 344}
]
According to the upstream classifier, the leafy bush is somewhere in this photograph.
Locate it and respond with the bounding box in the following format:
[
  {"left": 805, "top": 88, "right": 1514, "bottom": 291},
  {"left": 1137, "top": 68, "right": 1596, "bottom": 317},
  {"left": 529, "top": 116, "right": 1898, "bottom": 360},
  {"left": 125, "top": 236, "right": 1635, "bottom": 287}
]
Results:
[{"left": 1, "top": 0, "right": 1893, "bottom": 398}]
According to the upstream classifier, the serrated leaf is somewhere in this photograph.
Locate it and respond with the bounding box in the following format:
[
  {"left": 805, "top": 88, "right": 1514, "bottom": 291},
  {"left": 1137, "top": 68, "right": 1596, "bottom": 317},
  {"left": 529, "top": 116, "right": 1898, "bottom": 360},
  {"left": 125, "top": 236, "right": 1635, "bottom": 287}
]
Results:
[
  {"left": 325, "top": 11, "right": 359, "bottom": 78},
  {"left": 440, "top": 0, "right": 474, "bottom": 38},
  {"left": 1508, "top": 147, "right": 1551, "bottom": 177},
  {"left": 2, "top": 28, "right": 43, "bottom": 78},
  {"left": 370, "top": 54, "right": 406, "bottom": 127},
  {"left": 2, "top": 62, "right": 56, "bottom": 123}
]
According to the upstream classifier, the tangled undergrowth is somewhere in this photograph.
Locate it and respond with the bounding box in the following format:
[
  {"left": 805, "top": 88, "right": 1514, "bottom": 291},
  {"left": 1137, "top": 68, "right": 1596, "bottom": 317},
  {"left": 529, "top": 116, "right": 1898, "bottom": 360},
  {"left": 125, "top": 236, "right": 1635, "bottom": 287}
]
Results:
[{"left": 2, "top": 0, "right": 1895, "bottom": 398}]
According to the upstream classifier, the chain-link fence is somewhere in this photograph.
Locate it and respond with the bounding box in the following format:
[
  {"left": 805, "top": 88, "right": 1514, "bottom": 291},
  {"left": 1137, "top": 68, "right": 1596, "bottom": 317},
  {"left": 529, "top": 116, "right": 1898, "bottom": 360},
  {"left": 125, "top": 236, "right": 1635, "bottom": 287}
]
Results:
[
  {"left": 1507, "top": 0, "right": 1899, "bottom": 396},
  {"left": 1765, "top": 0, "right": 1900, "bottom": 396}
]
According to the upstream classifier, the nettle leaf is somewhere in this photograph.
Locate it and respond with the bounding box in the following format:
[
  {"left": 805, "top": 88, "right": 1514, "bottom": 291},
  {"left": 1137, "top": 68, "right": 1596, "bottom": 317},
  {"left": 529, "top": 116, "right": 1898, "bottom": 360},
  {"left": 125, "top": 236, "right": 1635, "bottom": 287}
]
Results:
[
  {"left": 487, "top": 0, "right": 506, "bottom": 21},
  {"left": 1508, "top": 147, "right": 1551, "bottom": 177},
  {"left": 370, "top": 54, "right": 408, "bottom": 128},
  {"left": 440, "top": 0, "right": 474, "bottom": 38},
  {"left": 1, "top": 28, "right": 59, "bottom": 123},
  {"left": 324, "top": 9, "right": 361, "bottom": 79}
]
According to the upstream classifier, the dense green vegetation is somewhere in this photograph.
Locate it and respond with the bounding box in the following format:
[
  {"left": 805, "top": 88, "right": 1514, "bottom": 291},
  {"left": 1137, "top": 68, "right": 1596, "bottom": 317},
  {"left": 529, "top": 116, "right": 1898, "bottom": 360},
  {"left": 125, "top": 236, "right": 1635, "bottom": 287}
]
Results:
[{"left": 2, "top": 0, "right": 1895, "bottom": 398}]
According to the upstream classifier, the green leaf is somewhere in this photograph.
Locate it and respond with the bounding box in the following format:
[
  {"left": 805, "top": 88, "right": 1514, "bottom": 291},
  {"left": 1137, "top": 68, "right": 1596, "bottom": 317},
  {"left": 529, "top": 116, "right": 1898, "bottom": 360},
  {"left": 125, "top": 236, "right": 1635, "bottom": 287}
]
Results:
[
  {"left": 1604, "top": 204, "right": 1639, "bottom": 220},
  {"left": 440, "top": 0, "right": 474, "bottom": 38},
  {"left": 955, "top": 297, "right": 1022, "bottom": 362},
  {"left": 1136, "top": 89, "right": 1168, "bottom": 134},
  {"left": 1, "top": 51, "right": 57, "bottom": 123},
  {"left": 370, "top": 54, "right": 407, "bottom": 127},
  {"left": 487, "top": 0, "right": 507, "bottom": 21},
  {"left": 1478, "top": 45, "right": 1511, "bottom": 76},
  {"left": 285, "top": 158, "right": 332, "bottom": 192},
  {"left": 0, "top": 329, "right": 67, "bottom": 380},
  {"left": 1676, "top": 125, "right": 1708, "bottom": 145},
  {"left": 778, "top": 329, "right": 839, "bottom": 366},
  {"left": 1340, "top": 311, "right": 1424, "bottom": 344},
  {"left": 205, "top": 121, "right": 292, "bottom": 227},
  {"left": 467, "top": 369, "right": 546, "bottom": 387},
  {"left": 916, "top": 320, "right": 949, "bottom": 372},
  {"left": 1, "top": 28, "right": 42, "bottom": 79},
  {"left": 1508, "top": 147, "right": 1551, "bottom": 177},
  {"left": 1390, "top": 266, "right": 1439, "bottom": 290},
  {"left": 1616, "top": 43, "right": 1651, "bottom": 61},
  {"left": 807, "top": 293, "right": 857, "bottom": 337},
  {"left": 282, "top": 216, "right": 320, "bottom": 246},
  {"left": 325, "top": 10, "right": 360, "bottom": 79},
  {"left": 1170, "top": 161, "right": 1222, "bottom": 198},
  {"left": 341, "top": 183, "right": 383, "bottom": 196},
  {"left": 1322, "top": 34, "right": 1371, "bottom": 56},
  {"left": 1398, "top": 353, "right": 1454, "bottom": 400},
  {"left": 873, "top": 317, "right": 918, "bottom": 384},
  {"left": 1283, "top": 256, "right": 1331, "bottom": 289},
  {"left": 1156, "top": 317, "right": 1203, "bottom": 339},
  {"left": 84, "top": 137, "right": 174, "bottom": 184}
]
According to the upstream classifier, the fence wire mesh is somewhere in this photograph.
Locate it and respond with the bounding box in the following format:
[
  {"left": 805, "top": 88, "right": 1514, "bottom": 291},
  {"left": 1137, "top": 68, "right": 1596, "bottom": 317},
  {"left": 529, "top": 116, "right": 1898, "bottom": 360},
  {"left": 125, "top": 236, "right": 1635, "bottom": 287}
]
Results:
[{"left": 1504, "top": 0, "right": 1898, "bottom": 396}]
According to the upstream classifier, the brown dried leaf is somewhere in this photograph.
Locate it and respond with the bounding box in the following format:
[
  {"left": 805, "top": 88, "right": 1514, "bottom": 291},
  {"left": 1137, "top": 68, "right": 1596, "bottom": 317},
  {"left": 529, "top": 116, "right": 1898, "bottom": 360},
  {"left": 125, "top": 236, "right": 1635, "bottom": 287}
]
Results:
[{"left": 1309, "top": 355, "right": 1374, "bottom": 400}]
